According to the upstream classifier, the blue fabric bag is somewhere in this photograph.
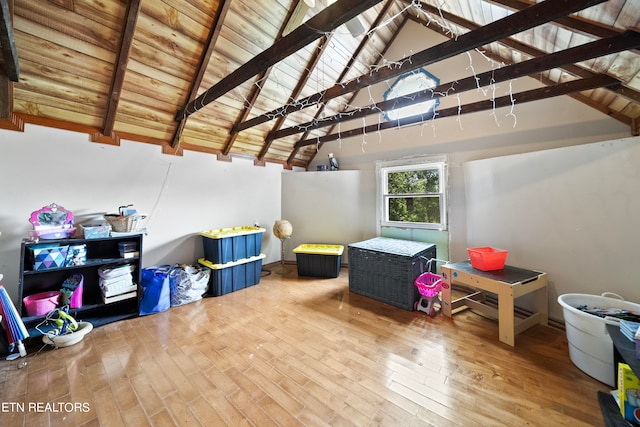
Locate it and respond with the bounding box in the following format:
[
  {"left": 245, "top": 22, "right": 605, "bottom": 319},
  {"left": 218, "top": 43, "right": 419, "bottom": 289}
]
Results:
[{"left": 139, "top": 266, "right": 171, "bottom": 315}]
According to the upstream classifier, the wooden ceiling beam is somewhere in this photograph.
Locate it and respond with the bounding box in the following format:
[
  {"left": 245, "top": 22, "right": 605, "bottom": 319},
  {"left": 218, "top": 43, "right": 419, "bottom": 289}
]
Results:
[
  {"left": 484, "top": 0, "right": 622, "bottom": 40},
  {"left": 286, "top": 0, "right": 398, "bottom": 165},
  {"left": 534, "top": 72, "right": 633, "bottom": 128},
  {"left": 409, "top": 6, "right": 640, "bottom": 121},
  {"left": 0, "top": 0, "right": 13, "bottom": 121},
  {"left": 279, "top": 29, "right": 640, "bottom": 143},
  {"left": 236, "top": 0, "right": 607, "bottom": 133},
  {"left": 102, "top": 0, "right": 142, "bottom": 138},
  {"left": 409, "top": 8, "right": 597, "bottom": 78},
  {"left": 0, "top": 72, "right": 11, "bottom": 120},
  {"left": 0, "top": 0, "right": 18, "bottom": 82},
  {"left": 224, "top": 0, "right": 316, "bottom": 158},
  {"left": 613, "top": 86, "right": 640, "bottom": 104},
  {"left": 257, "top": 34, "right": 332, "bottom": 160},
  {"left": 220, "top": 72, "right": 268, "bottom": 156},
  {"left": 175, "top": 0, "right": 384, "bottom": 121},
  {"left": 404, "top": 0, "right": 621, "bottom": 42},
  {"left": 171, "top": 0, "right": 232, "bottom": 149},
  {"left": 295, "top": 74, "right": 621, "bottom": 148}
]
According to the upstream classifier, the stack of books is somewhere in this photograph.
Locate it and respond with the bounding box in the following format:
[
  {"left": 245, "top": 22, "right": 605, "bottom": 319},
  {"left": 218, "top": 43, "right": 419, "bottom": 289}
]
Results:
[
  {"left": 98, "top": 263, "right": 137, "bottom": 304},
  {"left": 619, "top": 319, "right": 640, "bottom": 342}
]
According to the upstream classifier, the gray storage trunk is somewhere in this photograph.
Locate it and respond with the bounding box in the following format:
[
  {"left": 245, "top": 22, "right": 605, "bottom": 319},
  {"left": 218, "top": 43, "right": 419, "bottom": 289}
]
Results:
[{"left": 348, "top": 237, "right": 436, "bottom": 311}]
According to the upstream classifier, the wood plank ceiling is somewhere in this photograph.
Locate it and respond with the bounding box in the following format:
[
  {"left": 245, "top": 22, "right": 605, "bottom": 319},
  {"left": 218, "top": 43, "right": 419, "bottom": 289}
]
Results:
[{"left": 0, "top": 0, "right": 639, "bottom": 169}]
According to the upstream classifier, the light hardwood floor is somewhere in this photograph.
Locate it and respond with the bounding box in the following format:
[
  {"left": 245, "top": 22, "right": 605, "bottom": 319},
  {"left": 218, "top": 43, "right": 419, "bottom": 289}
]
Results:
[{"left": 0, "top": 265, "right": 610, "bottom": 426}]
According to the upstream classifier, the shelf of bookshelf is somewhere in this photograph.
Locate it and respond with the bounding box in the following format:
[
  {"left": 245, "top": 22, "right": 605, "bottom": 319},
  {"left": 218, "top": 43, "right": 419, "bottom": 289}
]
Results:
[{"left": 18, "top": 235, "right": 143, "bottom": 337}]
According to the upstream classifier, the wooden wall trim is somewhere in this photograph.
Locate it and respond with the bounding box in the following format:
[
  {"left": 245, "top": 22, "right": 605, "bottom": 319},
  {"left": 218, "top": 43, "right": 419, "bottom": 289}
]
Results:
[
  {"left": 0, "top": 112, "right": 22, "bottom": 131},
  {"left": 1, "top": 114, "right": 305, "bottom": 169}
]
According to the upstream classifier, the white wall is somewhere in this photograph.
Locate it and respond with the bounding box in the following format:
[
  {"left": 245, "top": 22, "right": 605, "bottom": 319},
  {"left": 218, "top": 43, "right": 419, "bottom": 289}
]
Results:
[
  {"left": 281, "top": 170, "right": 372, "bottom": 263},
  {"left": 0, "top": 124, "right": 289, "bottom": 303},
  {"left": 310, "top": 21, "right": 629, "bottom": 260},
  {"left": 300, "top": 19, "right": 633, "bottom": 321},
  {"left": 464, "top": 137, "right": 640, "bottom": 320}
]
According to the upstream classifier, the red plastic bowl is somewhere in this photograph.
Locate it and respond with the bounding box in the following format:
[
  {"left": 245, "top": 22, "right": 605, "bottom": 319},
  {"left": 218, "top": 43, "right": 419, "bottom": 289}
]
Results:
[{"left": 467, "top": 247, "right": 508, "bottom": 271}]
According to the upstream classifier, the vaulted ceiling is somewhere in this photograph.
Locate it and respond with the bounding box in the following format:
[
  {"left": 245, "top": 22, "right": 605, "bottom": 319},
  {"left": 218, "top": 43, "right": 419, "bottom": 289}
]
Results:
[{"left": 1, "top": 0, "right": 639, "bottom": 169}]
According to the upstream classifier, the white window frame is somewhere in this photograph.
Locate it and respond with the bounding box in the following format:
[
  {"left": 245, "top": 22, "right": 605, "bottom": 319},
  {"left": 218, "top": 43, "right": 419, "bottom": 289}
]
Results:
[{"left": 377, "top": 158, "right": 447, "bottom": 231}]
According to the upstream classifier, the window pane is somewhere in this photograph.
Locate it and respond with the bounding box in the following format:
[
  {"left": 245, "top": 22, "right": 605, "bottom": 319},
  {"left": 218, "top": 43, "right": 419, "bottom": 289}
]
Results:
[
  {"left": 387, "top": 169, "right": 439, "bottom": 194},
  {"left": 387, "top": 103, "right": 436, "bottom": 121},
  {"left": 388, "top": 196, "right": 441, "bottom": 223},
  {"left": 379, "top": 160, "right": 447, "bottom": 230},
  {"left": 384, "top": 69, "right": 440, "bottom": 121}
]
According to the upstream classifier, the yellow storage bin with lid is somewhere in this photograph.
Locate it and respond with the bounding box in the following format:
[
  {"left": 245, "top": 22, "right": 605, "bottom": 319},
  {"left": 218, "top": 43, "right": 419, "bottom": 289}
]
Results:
[
  {"left": 293, "top": 244, "right": 344, "bottom": 278},
  {"left": 200, "top": 226, "right": 265, "bottom": 264}
]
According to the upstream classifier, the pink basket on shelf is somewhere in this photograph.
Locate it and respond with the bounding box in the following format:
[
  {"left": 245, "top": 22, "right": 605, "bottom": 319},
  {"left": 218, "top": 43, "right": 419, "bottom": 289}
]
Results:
[{"left": 23, "top": 291, "right": 60, "bottom": 317}]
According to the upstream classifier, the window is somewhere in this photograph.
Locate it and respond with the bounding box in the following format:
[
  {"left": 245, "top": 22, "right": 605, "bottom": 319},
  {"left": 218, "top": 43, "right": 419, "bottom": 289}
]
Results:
[
  {"left": 379, "top": 161, "right": 447, "bottom": 230},
  {"left": 383, "top": 68, "right": 439, "bottom": 122}
]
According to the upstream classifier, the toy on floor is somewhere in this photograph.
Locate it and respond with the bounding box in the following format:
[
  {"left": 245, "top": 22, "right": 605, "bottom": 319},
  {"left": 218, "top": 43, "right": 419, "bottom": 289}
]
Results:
[
  {"left": 414, "top": 272, "right": 442, "bottom": 316},
  {"left": 36, "top": 306, "right": 93, "bottom": 348},
  {"left": 414, "top": 258, "right": 448, "bottom": 317}
]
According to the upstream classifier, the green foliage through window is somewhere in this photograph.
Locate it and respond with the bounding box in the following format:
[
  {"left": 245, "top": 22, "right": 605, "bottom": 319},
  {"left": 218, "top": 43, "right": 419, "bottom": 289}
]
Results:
[{"left": 380, "top": 163, "right": 446, "bottom": 229}]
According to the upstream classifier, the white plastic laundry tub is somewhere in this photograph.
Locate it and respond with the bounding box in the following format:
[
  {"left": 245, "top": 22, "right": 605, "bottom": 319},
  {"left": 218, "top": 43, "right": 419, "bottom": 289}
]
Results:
[{"left": 558, "top": 293, "right": 640, "bottom": 386}]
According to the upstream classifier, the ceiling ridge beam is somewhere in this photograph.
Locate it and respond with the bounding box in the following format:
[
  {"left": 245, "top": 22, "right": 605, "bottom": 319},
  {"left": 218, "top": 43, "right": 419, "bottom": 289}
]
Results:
[
  {"left": 235, "top": 0, "right": 607, "bottom": 133},
  {"left": 295, "top": 74, "right": 621, "bottom": 149},
  {"left": 171, "top": 0, "right": 232, "bottom": 148},
  {"left": 174, "top": 0, "right": 384, "bottom": 121},
  {"left": 102, "top": 0, "right": 142, "bottom": 138},
  {"left": 279, "top": 30, "right": 640, "bottom": 143}
]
